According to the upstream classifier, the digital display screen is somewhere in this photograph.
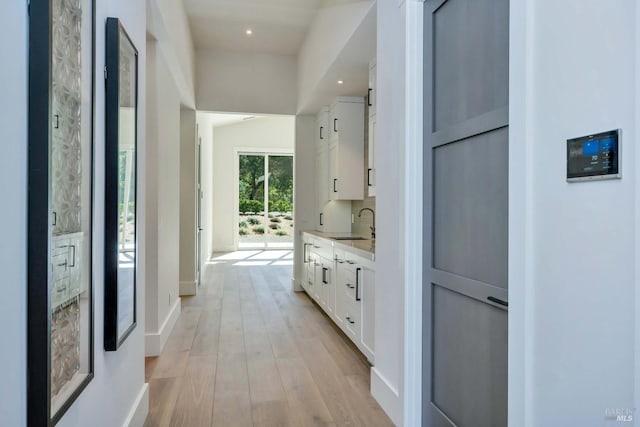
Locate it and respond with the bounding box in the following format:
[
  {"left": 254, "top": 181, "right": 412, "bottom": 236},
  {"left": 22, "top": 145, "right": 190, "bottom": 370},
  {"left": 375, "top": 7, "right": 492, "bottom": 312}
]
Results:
[{"left": 567, "top": 129, "right": 620, "bottom": 181}]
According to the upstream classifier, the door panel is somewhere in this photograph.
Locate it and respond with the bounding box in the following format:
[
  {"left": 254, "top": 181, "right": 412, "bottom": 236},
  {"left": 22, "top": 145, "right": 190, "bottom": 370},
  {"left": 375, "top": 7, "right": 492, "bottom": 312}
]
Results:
[
  {"left": 433, "top": 0, "right": 509, "bottom": 132},
  {"left": 424, "top": 0, "right": 509, "bottom": 425},
  {"left": 433, "top": 128, "right": 508, "bottom": 288},
  {"left": 431, "top": 285, "right": 507, "bottom": 427}
]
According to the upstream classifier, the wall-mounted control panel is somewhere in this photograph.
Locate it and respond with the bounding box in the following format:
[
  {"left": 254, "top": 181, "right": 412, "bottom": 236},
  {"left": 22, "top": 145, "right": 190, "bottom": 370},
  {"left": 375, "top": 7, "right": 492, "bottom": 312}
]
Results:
[{"left": 567, "top": 129, "right": 620, "bottom": 182}]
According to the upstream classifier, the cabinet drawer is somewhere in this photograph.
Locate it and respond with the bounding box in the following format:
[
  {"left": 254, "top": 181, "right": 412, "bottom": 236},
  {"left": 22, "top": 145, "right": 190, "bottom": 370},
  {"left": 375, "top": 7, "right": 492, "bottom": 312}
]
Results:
[{"left": 342, "top": 298, "right": 361, "bottom": 340}]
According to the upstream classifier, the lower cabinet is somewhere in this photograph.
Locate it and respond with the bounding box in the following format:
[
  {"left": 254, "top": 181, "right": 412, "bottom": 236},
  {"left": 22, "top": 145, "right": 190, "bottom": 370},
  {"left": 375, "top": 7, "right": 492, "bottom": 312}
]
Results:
[{"left": 301, "top": 233, "right": 375, "bottom": 364}]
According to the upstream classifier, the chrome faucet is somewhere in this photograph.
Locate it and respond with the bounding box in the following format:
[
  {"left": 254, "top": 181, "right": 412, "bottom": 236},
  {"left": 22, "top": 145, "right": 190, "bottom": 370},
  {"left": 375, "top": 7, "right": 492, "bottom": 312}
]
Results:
[{"left": 358, "top": 208, "right": 375, "bottom": 239}]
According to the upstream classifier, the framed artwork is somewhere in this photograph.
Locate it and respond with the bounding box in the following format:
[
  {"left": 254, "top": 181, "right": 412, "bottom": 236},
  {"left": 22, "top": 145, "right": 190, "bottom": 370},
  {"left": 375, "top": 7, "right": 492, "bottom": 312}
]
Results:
[
  {"left": 28, "top": 0, "right": 95, "bottom": 424},
  {"left": 104, "top": 17, "right": 138, "bottom": 351}
]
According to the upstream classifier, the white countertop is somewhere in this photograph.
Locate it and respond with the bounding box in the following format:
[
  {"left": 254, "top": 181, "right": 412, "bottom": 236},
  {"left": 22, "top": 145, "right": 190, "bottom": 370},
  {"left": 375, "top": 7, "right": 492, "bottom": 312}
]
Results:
[{"left": 303, "top": 231, "right": 375, "bottom": 261}]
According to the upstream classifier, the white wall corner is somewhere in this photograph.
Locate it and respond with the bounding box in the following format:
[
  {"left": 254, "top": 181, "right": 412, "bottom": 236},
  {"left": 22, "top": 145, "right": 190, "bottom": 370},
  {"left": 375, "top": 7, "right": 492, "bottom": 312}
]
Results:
[
  {"left": 179, "top": 281, "right": 197, "bottom": 296},
  {"left": 371, "top": 367, "right": 403, "bottom": 426},
  {"left": 145, "top": 298, "right": 181, "bottom": 356},
  {"left": 292, "top": 278, "right": 304, "bottom": 292},
  {"left": 122, "top": 383, "right": 149, "bottom": 427}
]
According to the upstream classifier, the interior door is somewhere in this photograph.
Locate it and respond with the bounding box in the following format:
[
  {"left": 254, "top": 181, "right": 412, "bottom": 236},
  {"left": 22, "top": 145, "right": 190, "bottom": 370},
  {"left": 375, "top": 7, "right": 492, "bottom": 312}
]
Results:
[{"left": 423, "top": 0, "right": 509, "bottom": 426}]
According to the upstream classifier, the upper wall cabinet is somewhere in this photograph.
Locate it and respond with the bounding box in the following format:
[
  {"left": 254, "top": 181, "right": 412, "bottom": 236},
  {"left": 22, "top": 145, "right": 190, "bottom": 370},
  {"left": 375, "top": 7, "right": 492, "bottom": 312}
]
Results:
[
  {"left": 367, "top": 59, "right": 376, "bottom": 197},
  {"left": 328, "top": 97, "right": 365, "bottom": 201}
]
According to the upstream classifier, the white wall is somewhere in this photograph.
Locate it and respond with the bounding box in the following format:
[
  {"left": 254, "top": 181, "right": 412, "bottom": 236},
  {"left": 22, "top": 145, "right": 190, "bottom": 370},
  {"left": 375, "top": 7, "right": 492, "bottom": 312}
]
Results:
[
  {"left": 293, "top": 115, "right": 317, "bottom": 289},
  {"left": 209, "top": 116, "right": 295, "bottom": 252},
  {"left": 58, "top": 1, "right": 149, "bottom": 426},
  {"left": 0, "top": 3, "right": 27, "bottom": 426},
  {"left": 179, "top": 109, "right": 197, "bottom": 295},
  {"left": 196, "top": 50, "right": 297, "bottom": 115},
  {"left": 297, "top": 1, "right": 374, "bottom": 112},
  {"left": 147, "top": 0, "right": 195, "bottom": 108},
  {"left": 145, "top": 40, "right": 182, "bottom": 355},
  {"left": 372, "top": 0, "right": 406, "bottom": 424},
  {"left": 510, "top": 1, "right": 639, "bottom": 425}
]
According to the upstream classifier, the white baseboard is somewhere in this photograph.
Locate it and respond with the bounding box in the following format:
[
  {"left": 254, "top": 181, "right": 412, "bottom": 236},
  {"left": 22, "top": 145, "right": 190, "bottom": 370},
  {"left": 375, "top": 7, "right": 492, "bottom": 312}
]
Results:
[
  {"left": 145, "top": 298, "right": 181, "bottom": 356},
  {"left": 371, "top": 367, "right": 402, "bottom": 426},
  {"left": 179, "top": 280, "right": 197, "bottom": 296},
  {"left": 122, "top": 383, "right": 149, "bottom": 427}
]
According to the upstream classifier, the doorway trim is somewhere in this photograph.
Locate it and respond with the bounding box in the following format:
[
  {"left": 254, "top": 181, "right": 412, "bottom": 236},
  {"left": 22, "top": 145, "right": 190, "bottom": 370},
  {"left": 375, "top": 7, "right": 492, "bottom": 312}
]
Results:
[
  {"left": 404, "top": 0, "right": 425, "bottom": 426},
  {"left": 233, "top": 147, "right": 294, "bottom": 250}
]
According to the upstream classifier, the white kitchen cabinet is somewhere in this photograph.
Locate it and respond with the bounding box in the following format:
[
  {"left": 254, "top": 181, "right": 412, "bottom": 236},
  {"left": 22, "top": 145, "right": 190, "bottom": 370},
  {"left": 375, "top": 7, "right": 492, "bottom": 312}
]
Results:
[
  {"left": 367, "top": 59, "right": 377, "bottom": 198},
  {"left": 316, "top": 108, "right": 330, "bottom": 208},
  {"left": 367, "top": 115, "right": 376, "bottom": 197},
  {"left": 316, "top": 108, "right": 352, "bottom": 232},
  {"left": 334, "top": 248, "right": 375, "bottom": 364},
  {"left": 368, "top": 59, "right": 376, "bottom": 118},
  {"left": 328, "top": 97, "right": 364, "bottom": 201},
  {"left": 301, "top": 233, "right": 375, "bottom": 364}
]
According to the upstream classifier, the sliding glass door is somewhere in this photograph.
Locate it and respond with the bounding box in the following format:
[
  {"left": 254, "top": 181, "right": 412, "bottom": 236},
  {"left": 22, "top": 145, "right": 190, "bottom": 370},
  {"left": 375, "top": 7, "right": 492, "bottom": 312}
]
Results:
[{"left": 238, "top": 153, "right": 294, "bottom": 249}]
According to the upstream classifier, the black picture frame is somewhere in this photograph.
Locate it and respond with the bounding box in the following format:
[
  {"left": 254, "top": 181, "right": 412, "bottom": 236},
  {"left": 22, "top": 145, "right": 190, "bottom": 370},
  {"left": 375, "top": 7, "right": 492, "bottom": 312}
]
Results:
[
  {"left": 28, "top": 0, "right": 95, "bottom": 425},
  {"left": 104, "top": 17, "right": 139, "bottom": 351}
]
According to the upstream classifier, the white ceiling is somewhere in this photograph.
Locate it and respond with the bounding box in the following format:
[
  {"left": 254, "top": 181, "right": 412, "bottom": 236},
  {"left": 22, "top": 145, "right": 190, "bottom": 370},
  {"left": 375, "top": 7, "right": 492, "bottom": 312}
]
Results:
[
  {"left": 184, "top": 0, "right": 364, "bottom": 54},
  {"left": 205, "top": 113, "right": 258, "bottom": 128}
]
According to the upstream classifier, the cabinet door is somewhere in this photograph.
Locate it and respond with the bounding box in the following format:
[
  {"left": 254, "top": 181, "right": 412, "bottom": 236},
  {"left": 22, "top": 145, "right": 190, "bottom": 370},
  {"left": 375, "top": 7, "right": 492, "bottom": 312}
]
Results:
[
  {"left": 317, "top": 142, "right": 329, "bottom": 228},
  {"left": 328, "top": 141, "right": 339, "bottom": 201},
  {"left": 313, "top": 258, "right": 326, "bottom": 309},
  {"left": 368, "top": 61, "right": 376, "bottom": 118},
  {"left": 359, "top": 266, "right": 375, "bottom": 363},
  {"left": 334, "top": 260, "right": 346, "bottom": 328},
  {"left": 321, "top": 260, "right": 334, "bottom": 317},
  {"left": 331, "top": 101, "right": 364, "bottom": 200},
  {"left": 367, "top": 116, "right": 376, "bottom": 197}
]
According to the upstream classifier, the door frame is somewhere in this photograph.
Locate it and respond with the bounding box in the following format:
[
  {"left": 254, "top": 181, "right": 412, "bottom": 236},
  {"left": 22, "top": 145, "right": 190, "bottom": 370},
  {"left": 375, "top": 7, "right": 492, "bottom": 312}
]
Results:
[
  {"left": 404, "top": 1, "right": 425, "bottom": 426},
  {"left": 233, "top": 147, "right": 294, "bottom": 250}
]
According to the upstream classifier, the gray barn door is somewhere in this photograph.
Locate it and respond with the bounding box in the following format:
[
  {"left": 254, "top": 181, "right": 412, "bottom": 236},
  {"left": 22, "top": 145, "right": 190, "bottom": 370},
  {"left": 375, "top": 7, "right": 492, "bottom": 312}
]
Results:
[{"left": 423, "top": 0, "right": 509, "bottom": 426}]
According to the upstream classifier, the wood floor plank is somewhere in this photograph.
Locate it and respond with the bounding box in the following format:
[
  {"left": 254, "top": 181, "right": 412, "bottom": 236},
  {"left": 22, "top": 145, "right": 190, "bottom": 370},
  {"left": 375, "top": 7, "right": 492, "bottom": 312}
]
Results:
[
  {"left": 151, "top": 351, "right": 190, "bottom": 379},
  {"left": 251, "top": 400, "right": 291, "bottom": 427},
  {"left": 169, "top": 356, "right": 217, "bottom": 427},
  {"left": 276, "top": 358, "right": 335, "bottom": 427},
  {"left": 145, "top": 377, "right": 183, "bottom": 427},
  {"left": 298, "top": 338, "right": 363, "bottom": 426}
]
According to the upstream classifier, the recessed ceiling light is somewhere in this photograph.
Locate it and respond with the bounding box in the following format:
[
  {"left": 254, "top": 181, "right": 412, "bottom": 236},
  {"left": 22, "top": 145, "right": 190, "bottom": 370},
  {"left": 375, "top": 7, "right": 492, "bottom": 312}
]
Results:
[
  {"left": 337, "top": 80, "right": 344, "bottom": 85},
  {"left": 245, "top": 28, "right": 253, "bottom": 36}
]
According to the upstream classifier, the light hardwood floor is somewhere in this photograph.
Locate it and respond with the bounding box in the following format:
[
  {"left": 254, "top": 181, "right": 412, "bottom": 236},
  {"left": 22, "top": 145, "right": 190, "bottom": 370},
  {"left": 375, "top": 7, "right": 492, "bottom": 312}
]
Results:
[{"left": 144, "top": 251, "right": 394, "bottom": 427}]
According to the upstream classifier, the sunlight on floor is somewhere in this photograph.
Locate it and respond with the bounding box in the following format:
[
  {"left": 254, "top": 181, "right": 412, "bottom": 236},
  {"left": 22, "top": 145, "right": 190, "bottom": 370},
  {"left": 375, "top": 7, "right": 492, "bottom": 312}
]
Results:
[{"left": 209, "top": 250, "right": 294, "bottom": 267}]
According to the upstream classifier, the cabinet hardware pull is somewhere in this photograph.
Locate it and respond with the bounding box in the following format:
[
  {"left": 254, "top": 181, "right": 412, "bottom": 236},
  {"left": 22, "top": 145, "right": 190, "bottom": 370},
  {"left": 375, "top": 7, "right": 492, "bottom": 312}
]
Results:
[
  {"left": 346, "top": 283, "right": 355, "bottom": 289},
  {"left": 52, "top": 211, "right": 57, "bottom": 226},
  {"left": 334, "top": 118, "right": 338, "bottom": 132},
  {"left": 367, "top": 88, "right": 372, "bottom": 106},
  {"left": 322, "top": 267, "right": 328, "bottom": 284},
  {"left": 487, "top": 296, "right": 508, "bottom": 307},
  {"left": 333, "top": 179, "right": 337, "bottom": 193},
  {"left": 367, "top": 168, "right": 372, "bottom": 186},
  {"left": 346, "top": 316, "right": 355, "bottom": 324},
  {"left": 303, "top": 243, "right": 308, "bottom": 263},
  {"left": 53, "top": 114, "right": 59, "bottom": 129},
  {"left": 320, "top": 213, "right": 324, "bottom": 226},
  {"left": 320, "top": 126, "right": 324, "bottom": 140},
  {"left": 356, "top": 268, "right": 361, "bottom": 301}
]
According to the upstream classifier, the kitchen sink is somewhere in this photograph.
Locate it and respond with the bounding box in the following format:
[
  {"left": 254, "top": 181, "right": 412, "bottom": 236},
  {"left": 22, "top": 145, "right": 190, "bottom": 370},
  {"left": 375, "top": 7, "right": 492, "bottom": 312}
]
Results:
[{"left": 331, "top": 237, "right": 369, "bottom": 241}]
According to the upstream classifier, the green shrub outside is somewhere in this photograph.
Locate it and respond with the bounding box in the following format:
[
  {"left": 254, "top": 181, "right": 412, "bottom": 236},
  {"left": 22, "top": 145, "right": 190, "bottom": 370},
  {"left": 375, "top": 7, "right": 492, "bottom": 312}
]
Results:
[
  {"left": 247, "top": 217, "right": 260, "bottom": 225},
  {"left": 253, "top": 225, "right": 265, "bottom": 234},
  {"left": 239, "top": 199, "right": 263, "bottom": 213},
  {"left": 269, "top": 223, "right": 280, "bottom": 230},
  {"left": 239, "top": 227, "right": 249, "bottom": 236},
  {"left": 275, "top": 230, "right": 288, "bottom": 236}
]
